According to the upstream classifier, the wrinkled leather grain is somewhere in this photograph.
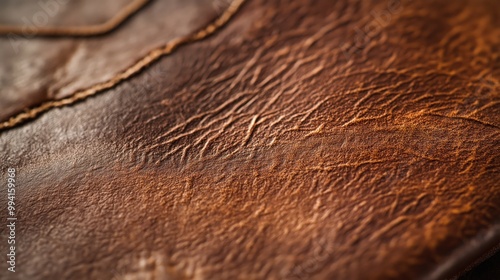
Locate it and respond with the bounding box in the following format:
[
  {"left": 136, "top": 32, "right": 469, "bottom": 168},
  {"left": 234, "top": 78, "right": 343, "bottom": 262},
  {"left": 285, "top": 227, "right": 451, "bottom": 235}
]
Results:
[{"left": 0, "top": 0, "right": 499, "bottom": 279}]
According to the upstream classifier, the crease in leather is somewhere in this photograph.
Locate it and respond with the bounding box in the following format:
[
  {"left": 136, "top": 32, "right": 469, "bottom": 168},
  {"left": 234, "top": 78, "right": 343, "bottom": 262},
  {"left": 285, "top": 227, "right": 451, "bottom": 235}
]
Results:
[
  {"left": 0, "top": 0, "right": 150, "bottom": 36},
  {"left": 1, "top": 0, "right": 499, "bottom": 279},
  {"left": 0, "top": 0, "right": 248, "bottom": 133}
]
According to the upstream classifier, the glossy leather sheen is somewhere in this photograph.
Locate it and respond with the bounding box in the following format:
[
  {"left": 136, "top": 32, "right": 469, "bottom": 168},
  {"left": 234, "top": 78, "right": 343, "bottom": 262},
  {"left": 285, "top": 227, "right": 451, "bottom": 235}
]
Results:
[{"left": 0, "top": 0, "right": 499, "bottom": 279}]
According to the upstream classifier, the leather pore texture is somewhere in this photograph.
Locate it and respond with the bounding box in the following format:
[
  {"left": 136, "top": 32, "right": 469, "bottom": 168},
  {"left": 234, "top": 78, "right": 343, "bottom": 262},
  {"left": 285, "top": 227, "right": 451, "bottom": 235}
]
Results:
[{"left": 0, "top": 0, "right": 499, "bottom": 279}]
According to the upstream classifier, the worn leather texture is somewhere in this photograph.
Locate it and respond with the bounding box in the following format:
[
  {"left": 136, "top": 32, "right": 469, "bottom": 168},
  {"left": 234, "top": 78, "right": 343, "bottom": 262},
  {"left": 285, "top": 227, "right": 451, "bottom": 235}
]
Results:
[{"left": 0, "top": 0, "right": 499, "bottom": 279}]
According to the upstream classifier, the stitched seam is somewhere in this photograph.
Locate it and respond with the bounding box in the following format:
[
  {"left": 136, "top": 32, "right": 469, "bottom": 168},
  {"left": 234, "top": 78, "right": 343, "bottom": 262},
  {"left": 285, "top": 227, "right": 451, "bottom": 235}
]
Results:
[
  {"left": 0, "top": 0, "right": 150, "bottom": 36},
  {"left": 0, "top": 0, "right": 248, "bottom": 132}
]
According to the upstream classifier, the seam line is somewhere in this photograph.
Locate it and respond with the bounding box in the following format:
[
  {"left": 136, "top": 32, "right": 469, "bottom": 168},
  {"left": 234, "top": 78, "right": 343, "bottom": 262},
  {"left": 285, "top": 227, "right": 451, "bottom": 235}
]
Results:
[
  {"left": 0, "top": 0, "right": 150, "bottom": 36},
  {"left": 0, "top": 0, "right": 248, "bottom": 132}
]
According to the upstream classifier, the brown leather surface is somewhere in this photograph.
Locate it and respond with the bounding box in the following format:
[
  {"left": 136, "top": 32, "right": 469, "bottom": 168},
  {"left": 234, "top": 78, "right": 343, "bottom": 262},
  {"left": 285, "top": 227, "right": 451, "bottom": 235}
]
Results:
[
  {"left": 0, "top": 0, "right": 221, "bottom": 123},
  {"left": 1, "top": 0, "right": 500, "bottom": 279},
  {"left": 0, "top": 0, "right": 133, "bottom": 27}
]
